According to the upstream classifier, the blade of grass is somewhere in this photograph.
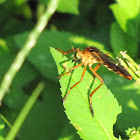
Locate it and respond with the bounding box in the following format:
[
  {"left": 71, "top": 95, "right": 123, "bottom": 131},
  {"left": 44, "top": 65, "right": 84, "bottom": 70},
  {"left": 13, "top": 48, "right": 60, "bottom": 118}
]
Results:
[
  {"left": 5, "top": 82, "right": 45, "bottom": 140},
  {"left": 0, "top": 0, "right": 61, "bottom": 102},
  {"left": 0, "top": 114, "right": 12, "bottom": 129}
]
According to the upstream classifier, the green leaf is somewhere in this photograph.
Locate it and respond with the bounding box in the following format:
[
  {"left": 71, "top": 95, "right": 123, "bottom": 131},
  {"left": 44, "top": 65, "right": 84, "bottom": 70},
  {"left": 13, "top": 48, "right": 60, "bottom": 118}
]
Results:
[
  {"left": 39, "top": 0, "right": 79, "bottom": 15},
  {"left": 110, "top": 22, "right": 138, "bottom": 58},
  {"left": 50, "top": 47, "right": 122, "bottom": 140},
  {"left": 57, "top": 0, "right": 79, "bottom": 15},
  {"left": 110, "top": 0, "right": 140, "bottom": 38}
]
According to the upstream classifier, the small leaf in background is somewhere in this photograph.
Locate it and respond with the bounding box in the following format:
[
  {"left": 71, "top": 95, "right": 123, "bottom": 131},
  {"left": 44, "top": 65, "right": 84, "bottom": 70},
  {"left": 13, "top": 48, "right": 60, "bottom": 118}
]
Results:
[
  {"left": 110, "top": 23, "right": 138, "bottom": 58},
  {"left": 126, "top": 127, "right": 140, "bottom": 140},
  {"left": 51, "top": 47, "right": 122, "bottom": 140},
  {"left": 57, "top": 0, "right": 79, "bottom": 15},
  {"left": 110, "top": 0, "right": 140, "bottom": 38}
]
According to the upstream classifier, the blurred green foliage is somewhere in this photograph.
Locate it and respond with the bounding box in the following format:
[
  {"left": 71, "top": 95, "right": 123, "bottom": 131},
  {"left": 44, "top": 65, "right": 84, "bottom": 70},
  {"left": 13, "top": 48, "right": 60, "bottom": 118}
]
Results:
[{"left": 0, "top": 0, "right": 140, "bottom": 140}]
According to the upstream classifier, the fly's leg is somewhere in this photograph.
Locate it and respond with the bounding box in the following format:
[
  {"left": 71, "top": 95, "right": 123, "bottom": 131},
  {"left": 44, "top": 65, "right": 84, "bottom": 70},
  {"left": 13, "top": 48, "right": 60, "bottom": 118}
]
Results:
[
  {"left": 89, "top": 65, "right": 104, "bottom": 116},
  {"left": 63, "top": 64, "right": 87, "bottom": 101}
]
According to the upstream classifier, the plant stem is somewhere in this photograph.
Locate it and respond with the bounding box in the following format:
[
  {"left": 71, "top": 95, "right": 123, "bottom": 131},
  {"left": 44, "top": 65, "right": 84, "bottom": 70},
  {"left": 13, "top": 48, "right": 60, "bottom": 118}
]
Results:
[
  {"left": 0, "top": 113, "right": 12, "bottom": 128},
  {"left": 0, "top": 0, "right": 61, "bottom": 102},
  {"left": 5, "top": 82, "right": 45, "bottom": 140},
  {"left": 118, "top": 51, "right": 140, "bottom": 84}
]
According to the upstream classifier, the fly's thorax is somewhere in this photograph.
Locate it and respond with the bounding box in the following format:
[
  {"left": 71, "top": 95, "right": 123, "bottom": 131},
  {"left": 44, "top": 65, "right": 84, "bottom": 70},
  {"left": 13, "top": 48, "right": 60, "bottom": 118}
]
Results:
[{"left": 78, "top": 49, "right": 99, "bottom": 65}]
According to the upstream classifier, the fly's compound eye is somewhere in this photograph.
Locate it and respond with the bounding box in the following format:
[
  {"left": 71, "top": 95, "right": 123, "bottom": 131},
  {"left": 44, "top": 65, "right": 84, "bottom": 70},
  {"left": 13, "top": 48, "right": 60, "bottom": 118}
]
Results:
[
  {"left": 72, "top": 51, "right": 79, "bottom": 62},
  {"left": 75, "top": 51, "right": 80, "bottom": 60},
  {"left": 75, "top": 51, "right": 79, "bottom": 58}
]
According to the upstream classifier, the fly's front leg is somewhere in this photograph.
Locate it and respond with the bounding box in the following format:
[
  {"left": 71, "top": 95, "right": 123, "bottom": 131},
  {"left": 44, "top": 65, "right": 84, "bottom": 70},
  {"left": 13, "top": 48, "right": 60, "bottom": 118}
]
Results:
[
  {"left": 58, "top": 63, "right": 84, "bottom": 79},
  {"left": 55, "top": 48, "right": 74, "bottom": 55},
  {"left": 56, "top": 48, "right": 76, "bottom": 76}
]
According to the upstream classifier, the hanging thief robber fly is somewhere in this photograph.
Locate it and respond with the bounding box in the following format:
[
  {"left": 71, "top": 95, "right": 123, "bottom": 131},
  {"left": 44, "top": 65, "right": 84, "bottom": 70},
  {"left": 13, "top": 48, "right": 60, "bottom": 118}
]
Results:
[{"left": 56, "top": 47, "right": 132, "bottom": 116}]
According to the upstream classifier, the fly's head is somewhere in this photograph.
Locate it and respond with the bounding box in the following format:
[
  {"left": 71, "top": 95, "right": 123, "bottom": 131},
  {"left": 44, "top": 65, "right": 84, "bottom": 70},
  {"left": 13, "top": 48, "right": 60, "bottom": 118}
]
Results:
[{"left": 72, "top": 47, "right": 82, "bottom": 62}]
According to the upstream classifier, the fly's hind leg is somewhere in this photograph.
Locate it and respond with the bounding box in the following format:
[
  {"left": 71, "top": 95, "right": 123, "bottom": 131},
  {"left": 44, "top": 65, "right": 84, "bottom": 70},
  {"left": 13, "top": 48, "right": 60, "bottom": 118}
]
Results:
[{"left": 89, "top": 65, "right": 104, "bottom": 116}]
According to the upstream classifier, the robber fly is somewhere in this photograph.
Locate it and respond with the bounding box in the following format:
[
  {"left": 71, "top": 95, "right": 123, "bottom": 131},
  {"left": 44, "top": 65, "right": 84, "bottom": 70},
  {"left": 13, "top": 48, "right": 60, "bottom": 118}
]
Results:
[{"left": 56, "top": 47, "right": 132, "bottom": 116}]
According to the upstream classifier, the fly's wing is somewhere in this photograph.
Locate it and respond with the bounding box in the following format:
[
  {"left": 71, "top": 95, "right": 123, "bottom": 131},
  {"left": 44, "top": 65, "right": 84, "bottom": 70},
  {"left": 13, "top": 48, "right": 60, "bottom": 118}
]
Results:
[{"left": 87, "top": 47, "right": 132, "bottom": 80}]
